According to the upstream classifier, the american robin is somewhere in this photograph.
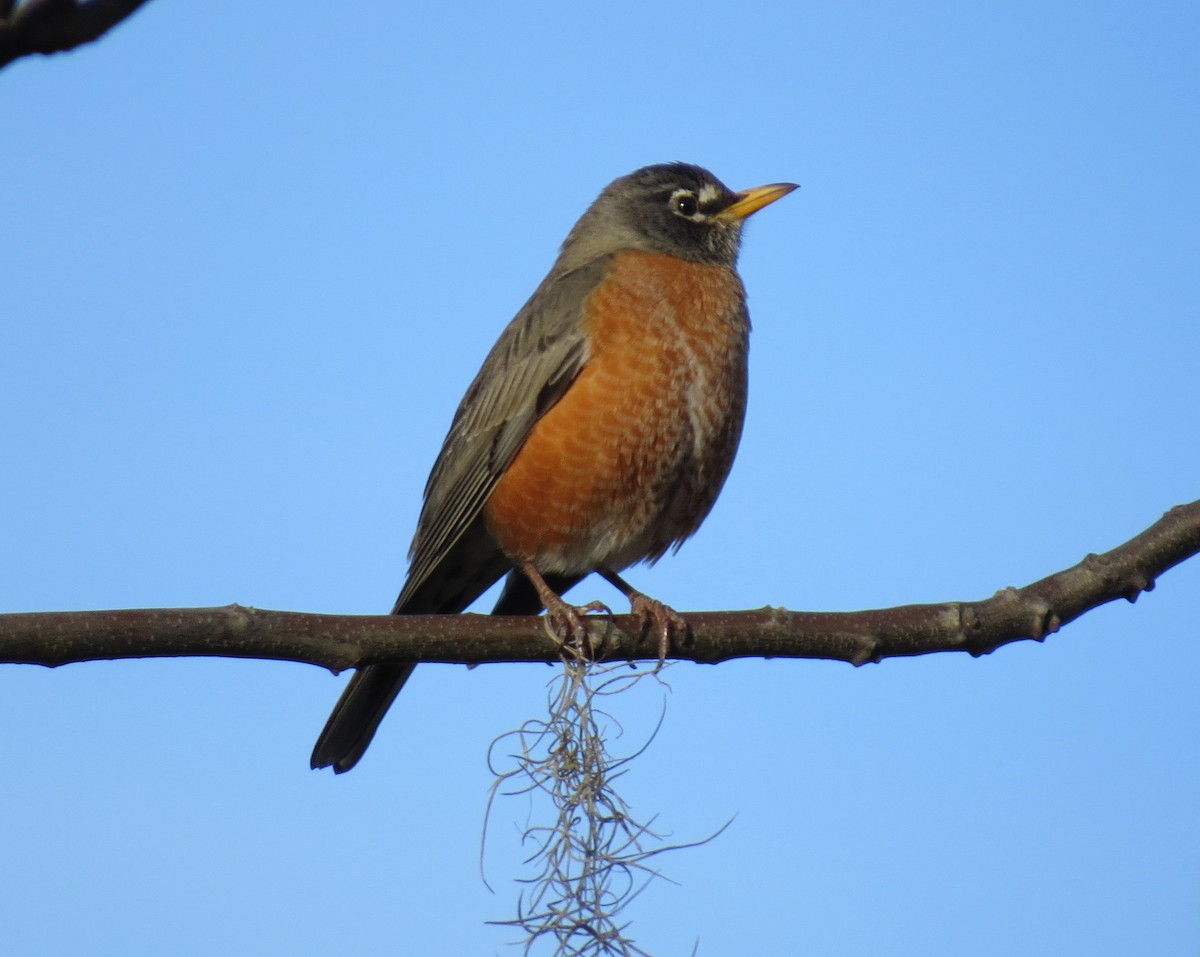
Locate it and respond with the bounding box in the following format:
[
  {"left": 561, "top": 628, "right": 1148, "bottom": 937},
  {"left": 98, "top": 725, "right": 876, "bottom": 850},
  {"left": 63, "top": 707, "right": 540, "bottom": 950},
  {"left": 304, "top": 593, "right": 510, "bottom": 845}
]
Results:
[{"left": 311, "top": 162, "right": 796, "bottom": 773}]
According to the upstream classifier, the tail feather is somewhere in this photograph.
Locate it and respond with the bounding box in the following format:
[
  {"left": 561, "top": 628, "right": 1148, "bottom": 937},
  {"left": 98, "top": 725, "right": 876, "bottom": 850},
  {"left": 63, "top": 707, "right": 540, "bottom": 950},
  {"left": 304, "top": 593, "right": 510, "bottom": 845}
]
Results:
[
  {"left": 310, "top": 549, "right": 587, "bottom": 772},
  {"left": 310, "top": 662, "right": 416, "bottom": 773}
]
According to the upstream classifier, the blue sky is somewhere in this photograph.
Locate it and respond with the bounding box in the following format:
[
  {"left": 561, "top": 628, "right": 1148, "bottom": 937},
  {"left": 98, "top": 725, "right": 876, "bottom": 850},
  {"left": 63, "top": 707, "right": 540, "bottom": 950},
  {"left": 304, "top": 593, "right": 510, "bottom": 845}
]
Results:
[{"left": 2, "top": 2, "right": 1198, "bottom": 954}]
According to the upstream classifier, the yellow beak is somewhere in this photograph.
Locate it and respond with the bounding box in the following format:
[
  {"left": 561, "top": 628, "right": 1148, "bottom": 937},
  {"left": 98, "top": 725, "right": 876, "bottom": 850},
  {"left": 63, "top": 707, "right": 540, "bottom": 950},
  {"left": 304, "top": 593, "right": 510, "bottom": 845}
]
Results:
[{"left": 716, "top": 182, "right": 799, "bottom": 221}]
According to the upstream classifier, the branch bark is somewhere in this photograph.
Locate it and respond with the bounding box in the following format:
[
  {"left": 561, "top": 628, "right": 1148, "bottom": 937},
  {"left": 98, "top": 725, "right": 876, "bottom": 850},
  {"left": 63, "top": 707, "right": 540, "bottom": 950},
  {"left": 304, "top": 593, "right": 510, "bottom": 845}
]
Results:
[
  {"left": 0, "top": 0, "right": 151, "bottom": 70},
  {"left": 2, "top": 501, "right": 1198, "bottom": 672}
]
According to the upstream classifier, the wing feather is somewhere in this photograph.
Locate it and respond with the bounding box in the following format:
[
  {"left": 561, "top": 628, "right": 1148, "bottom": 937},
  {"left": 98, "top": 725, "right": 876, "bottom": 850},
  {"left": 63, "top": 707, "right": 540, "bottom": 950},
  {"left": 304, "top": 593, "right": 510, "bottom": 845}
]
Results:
[{"left": 395, "top": 256, "right": 610, "bottom": 608}]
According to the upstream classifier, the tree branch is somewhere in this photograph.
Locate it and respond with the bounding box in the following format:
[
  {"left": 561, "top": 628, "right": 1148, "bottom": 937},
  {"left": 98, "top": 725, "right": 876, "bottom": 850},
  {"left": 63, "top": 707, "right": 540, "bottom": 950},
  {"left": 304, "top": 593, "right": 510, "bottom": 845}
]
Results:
[
  {"left": 0, "top": 0, "right": 152, "bottom": 70},
  {"left": 2, "top": 501, "right": 1197, "bottom": 672}
]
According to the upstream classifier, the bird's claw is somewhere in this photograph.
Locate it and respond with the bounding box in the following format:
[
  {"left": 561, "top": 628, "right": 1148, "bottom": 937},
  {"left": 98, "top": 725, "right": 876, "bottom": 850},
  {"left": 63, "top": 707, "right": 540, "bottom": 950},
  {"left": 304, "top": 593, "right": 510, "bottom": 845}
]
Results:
[
  {"left": 628, "top": 593, "right": 688, "bottom": 670},
  {"left": 542, "top": 597, "right": 611, "bottom": 661}
]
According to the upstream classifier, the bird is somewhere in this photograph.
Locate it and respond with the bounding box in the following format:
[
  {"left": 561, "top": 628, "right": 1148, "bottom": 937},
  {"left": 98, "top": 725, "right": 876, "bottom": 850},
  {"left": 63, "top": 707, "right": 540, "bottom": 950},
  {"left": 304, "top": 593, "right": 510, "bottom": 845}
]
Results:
[{"left": 311, "top": 162, "right": 796, "bottom": 773}]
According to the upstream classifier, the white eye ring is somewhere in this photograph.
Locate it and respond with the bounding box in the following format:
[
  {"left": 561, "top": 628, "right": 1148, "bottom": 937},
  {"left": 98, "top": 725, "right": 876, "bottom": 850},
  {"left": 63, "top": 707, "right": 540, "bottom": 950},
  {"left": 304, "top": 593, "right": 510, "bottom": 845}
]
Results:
[{"left": 670, "top": 190, "right": 700, "bottom": 218}]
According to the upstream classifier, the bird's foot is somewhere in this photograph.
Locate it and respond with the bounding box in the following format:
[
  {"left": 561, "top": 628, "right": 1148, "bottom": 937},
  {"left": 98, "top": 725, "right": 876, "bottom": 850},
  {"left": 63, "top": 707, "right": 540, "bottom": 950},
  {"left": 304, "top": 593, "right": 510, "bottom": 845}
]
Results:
[
  {"left": 596, "top": 567, "right": 689, "bottom": 669},
  {"left": 542, "top": 595, "right": 611, "bottom": 661},
  {"left": 626, "top": 591, "right": 688, "bottom": 670},
  {"left": 517, "top": 560, "right": 611, "bottom": 660}
]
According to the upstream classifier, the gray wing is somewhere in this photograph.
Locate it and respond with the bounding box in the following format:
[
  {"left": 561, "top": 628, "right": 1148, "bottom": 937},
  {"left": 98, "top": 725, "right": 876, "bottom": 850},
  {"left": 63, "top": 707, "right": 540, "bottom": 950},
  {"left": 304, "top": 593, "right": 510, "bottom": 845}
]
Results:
[{"left": 393, "top": 256, "right": 611, "bottom": 610}]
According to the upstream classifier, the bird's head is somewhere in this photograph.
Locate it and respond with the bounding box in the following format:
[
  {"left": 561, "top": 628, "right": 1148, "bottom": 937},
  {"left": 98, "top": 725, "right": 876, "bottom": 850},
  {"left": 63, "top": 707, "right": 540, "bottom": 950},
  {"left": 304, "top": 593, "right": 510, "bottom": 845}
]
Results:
[{"left": 559, "top": 162, "right": 797, "bottom": 269}]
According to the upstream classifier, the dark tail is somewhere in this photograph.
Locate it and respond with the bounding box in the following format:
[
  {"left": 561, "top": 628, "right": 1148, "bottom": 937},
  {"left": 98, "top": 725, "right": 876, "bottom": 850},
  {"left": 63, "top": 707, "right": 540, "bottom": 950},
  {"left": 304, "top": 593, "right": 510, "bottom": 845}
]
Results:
[
  {"left": 310, "top": 662, "right": 417, "bottom": 773},
  {"left": 309, "top": 558, "right": 583, "bottom": 773}
]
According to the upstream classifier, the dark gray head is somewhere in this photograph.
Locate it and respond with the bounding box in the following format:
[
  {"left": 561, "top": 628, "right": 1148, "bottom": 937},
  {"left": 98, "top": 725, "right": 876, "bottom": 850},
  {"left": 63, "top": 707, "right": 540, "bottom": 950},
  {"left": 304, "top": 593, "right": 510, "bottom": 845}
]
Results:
[{"left": 556, "top": 162, "right": 797, "bottom": 272}]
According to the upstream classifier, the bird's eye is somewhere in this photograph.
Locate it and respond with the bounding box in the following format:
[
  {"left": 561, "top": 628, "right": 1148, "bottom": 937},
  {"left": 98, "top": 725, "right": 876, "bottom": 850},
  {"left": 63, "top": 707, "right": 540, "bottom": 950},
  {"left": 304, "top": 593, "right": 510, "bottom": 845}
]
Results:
[{"left": 671, "top": 191, "right": 699, "bottom": 218}]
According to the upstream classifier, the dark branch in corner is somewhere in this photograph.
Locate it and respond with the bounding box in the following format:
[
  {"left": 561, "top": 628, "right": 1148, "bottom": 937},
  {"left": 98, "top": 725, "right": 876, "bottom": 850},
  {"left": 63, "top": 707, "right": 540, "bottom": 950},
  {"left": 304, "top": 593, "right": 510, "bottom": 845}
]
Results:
[
  {"left": 0, "top": 0, "right": 151, "bottom": 69},
  {"left": 1, "top": 501, "right": 1198, "bottom": 672}
]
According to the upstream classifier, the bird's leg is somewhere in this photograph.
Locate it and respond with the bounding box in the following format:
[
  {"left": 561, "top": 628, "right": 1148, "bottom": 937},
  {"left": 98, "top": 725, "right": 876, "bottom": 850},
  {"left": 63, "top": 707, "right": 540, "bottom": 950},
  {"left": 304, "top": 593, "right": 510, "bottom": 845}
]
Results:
[
  {"left": 597, "top": 567, "right": 689, "bottom": 668},
  {"left": 519, "top": 560, "right": 609, "bottom": 660}
]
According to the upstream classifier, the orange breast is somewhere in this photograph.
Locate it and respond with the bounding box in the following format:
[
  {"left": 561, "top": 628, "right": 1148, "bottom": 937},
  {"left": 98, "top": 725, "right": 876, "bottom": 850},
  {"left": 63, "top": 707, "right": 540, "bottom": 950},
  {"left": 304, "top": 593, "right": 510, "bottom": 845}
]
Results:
[{"left": 483, "top": 250, "right": 749, "bottom": 575}]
